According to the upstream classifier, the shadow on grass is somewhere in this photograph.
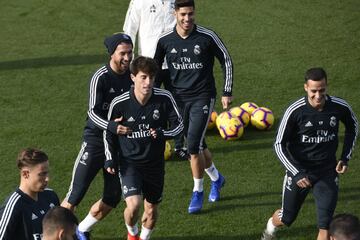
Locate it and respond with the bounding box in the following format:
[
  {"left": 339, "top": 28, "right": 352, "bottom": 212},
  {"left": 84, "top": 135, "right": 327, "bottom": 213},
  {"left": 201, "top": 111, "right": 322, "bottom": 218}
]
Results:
[
  {"left": 0, "top": 54, "right": 107, "bottom": 70},
  {"left": 93, "top": 224, "right": 316, "bottom": 240},
  {"left": 205, "top": 186, "right": 360, "bottom": 213}
]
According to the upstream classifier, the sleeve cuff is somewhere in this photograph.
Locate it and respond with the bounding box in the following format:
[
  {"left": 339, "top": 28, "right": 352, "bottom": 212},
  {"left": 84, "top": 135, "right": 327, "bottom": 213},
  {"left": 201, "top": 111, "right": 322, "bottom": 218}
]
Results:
[
  {"left": 107, "top": 121, "right": 118, "bottom": 135},
  {"left": 222, "top": 91, "right": 232, "bottom": 97}
]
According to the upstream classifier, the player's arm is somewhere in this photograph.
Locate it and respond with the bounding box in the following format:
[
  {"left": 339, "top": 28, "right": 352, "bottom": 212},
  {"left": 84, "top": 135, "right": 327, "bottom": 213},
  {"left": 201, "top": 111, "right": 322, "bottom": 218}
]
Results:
[
  {"left": 123, "top": 0, "right": 141, "bottom": 50},
  {"left": 211, "top": 31, "right": 233, "bottom": 109},
  {"left": 150, "top": 90, "right": 183, "bottom": 140},
  {"left": 104, "top": 101, "right": 122, "bottom": 175},
  {"left": 153, "top": 39, "right": 167, "bottom": 88},
  {"left": 274, "top": 108, "right": 308, "bottom": 184},
  {"left": 162, "top": 90, "right": 184, "bottom": 140},
  {"left": 337, "top": 100, "right": 358, "bottom": 173},
  {"left": 0, "top": 199, "right": 23, "bottom": 239},
  {"left": 87, "top": 73, "right": 121, "bottom": 135}
]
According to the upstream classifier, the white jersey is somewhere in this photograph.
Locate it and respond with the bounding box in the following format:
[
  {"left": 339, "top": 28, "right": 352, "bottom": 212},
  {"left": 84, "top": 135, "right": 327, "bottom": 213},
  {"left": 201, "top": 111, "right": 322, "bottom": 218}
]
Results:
[{"left": 123, "top": 0, "right": 176, "bottom": 58}]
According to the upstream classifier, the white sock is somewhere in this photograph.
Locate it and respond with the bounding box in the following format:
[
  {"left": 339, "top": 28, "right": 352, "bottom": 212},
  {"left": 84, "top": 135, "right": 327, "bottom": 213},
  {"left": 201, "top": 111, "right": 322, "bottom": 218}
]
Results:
[
  {"left": 266, "top": 217, "right": 276, "bottom": 235},
  {"left": 78, "top": 213, "right": 98, "bottom": 232},
  {"left": 126, "top": 223, "right": 139, "bottom": 236},
  {"left": 193, "top": 178, "right": 204, "bottom": 192},
  {"left": 139, "top": 225, "right": 153, "bottom": 240},
  {"left": 205, "top": 163, "right": 219, "bottom": 181}
]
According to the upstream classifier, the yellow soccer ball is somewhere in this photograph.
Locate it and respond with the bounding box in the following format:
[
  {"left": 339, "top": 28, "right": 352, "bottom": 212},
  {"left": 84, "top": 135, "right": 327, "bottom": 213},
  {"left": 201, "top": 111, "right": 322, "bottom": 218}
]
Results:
[
  {"left": 218, "top": 117, "right": 244, "bottom": 140},
  {"left": 251, "top": 107, "right": 274, "bottom": 130},
  {"left": 240, "top": 102, "right": 259, "bottom": 115},
  {"left": 207, "top": 111, "right": 218, "bottom": 130},
  {"left": 229, "top": 106, "right": 250, "bottom": 127},
  {"left": 164, "top": 141, "right": 172, "bottom": 160},
  {"left": 216, "top": 111, "right": 234, "bottom": 130}
]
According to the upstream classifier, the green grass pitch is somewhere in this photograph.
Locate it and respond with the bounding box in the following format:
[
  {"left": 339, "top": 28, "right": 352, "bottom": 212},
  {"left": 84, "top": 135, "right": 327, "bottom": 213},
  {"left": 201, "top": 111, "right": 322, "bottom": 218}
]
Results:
[{"left": 0, "top": 0, "right": 359, "bottom": 239}]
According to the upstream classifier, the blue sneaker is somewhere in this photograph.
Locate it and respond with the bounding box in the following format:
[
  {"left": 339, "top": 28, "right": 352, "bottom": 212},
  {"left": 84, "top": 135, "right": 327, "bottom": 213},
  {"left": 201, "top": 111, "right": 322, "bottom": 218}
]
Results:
[
  {"left": 76, "top": 227, "right": 90, "bottom": 240},
  {"left": 188, "top": 191, "right": 204, "bottom": 214},
  {"left": 208, "top": 173, "right": 225, "bottom": 202}
]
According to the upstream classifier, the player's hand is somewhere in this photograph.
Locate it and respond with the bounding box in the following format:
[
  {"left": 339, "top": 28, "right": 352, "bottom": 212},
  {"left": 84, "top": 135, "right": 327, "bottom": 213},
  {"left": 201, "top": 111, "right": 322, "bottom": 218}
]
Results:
[
  {"left": 150, "top": 128, "right": 163, "bottom": 139},
  {"left": 296, "top": 177, "right": 312, "bottom": 188},
  {"left": 104, "top": 160, "right": 115, "bottom": 175},
  {"left": 115, "top": 117, "right": 132, "bottom": 135},
  {"left": 150, "top": 128, "right": 157, "bottom": 138},
  {"left": 336, "top": 160, "right": 348, "bottom": 174},
  {"left": 221, "top": 96, "right": 233, "bottom": 110}
]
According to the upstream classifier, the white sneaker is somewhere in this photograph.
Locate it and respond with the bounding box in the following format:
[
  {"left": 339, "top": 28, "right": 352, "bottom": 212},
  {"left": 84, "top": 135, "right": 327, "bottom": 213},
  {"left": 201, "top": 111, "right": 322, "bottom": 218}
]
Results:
[{"left": 261, "top": 230, "right": 275, "bottom": 240}]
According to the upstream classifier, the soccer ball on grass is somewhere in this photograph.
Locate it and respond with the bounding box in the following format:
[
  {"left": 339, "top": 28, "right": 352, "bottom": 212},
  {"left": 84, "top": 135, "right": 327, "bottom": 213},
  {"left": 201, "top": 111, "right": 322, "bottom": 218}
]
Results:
[
  {"left": 251, "top": 107, "right": 274, "bottom": 130},
  {"left": 218, "top": 117, "right": 244, "bottom": 140}
]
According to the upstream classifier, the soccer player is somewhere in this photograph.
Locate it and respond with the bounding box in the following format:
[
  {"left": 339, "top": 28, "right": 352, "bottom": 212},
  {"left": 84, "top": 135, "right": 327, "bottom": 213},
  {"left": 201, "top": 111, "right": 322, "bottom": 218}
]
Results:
[
  {"left": 329, "top": 214, "right": 360, "bottom": 240},
  {"left": 0, "top": 148, "right": 59, "bottom": 240},
  {"left": 42, "top": 206, "right": 78, "bottom": 240},
  {"left": 61, "top": 33, "right": 133, "bottom": 239},
  {"left": 153, "top": 0, "right": 233, "bottom": 214},
  {"left": 104, "top": 56, "right": 183, "bottom": 240},
  {"left": 123, "top": 0, "right": 189, "bottom": 160},
  {"left": 261, "top": 68, "right": 358, "bottom": 240}
]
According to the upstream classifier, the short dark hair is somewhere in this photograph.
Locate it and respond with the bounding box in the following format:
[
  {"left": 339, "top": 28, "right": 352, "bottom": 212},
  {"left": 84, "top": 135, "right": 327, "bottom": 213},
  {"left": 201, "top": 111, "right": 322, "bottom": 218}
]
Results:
[
  {"left": 130, "top": 56, "right": 159, "bottom": 78},
  {"left": 329, "top": 213, "right": 360, "bottom": 240},
  {"left": 175, "top": 0, "right": 195, "bottom": 9},
  {"left": 17, "top": 148, "right": 48, "bottom": 170},
  {"left": 42, "top": 206, "right": 78, "bottom": 236},
  {"left": 304, "top": 67, "right": 327, "bottom": 82}
]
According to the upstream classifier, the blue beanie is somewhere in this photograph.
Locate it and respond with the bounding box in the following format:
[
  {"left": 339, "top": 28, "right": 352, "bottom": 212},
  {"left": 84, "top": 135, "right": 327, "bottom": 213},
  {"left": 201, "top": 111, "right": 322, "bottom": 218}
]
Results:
[{"left": 104, "top": 33, "right": 133, "bottom": 55}]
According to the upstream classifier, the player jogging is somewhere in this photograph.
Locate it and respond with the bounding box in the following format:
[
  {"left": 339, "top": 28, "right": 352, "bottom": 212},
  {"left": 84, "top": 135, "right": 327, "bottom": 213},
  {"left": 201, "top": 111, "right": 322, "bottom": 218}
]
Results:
[
  {"left": 104, "top": 56, "right": 183, "bottom": 240},
  {"left": 61, "top": 33, "right": 133, "bottom": 239},
  {"left": 261, "top": 68, "right": 358, "bottom": 240},
  {"left": 153, "top": 0, "right": 233, "bottom": 214}
]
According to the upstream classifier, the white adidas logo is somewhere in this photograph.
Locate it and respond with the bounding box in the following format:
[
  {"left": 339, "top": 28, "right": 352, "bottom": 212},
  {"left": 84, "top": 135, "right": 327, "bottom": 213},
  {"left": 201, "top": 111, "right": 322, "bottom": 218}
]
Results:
[
  {"left": 305, "top": 121, "right": 313, "bottom": 127},
  {"left": 109, "top": 88, "right": 115, "bottom": 93},
  {"left": 170, "top": 48, "right": 177, "bottom": 53},
  {"left": 128, "top": 117, "right": 135, "bottom": 122},
  {"left": 202, "top": 105, "right": 209, "bottom": 110},
  {"left": 32, "top": 213, "right": 38, "bottom": 220}
]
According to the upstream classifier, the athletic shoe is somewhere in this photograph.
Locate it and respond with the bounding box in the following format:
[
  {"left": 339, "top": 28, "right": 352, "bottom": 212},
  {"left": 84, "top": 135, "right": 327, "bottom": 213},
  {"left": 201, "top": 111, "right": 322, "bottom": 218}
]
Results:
[
  {"left": 261, "top": 230, "right": 275, "bottom": 240},
  {"left": 127, "top": 233, "right": 140, "bottom": 240},
  {"left": 75, "top": 227, "right": 90, "bottom": 240},
  {"left": 174, "top": 148, "right": 190, "bottom": 161},
  {"left": 208, "top": 173, "right": 225, "bottom": 202},
  {"left": 188, "top": 191, "right": 204, "bottom": 214}
]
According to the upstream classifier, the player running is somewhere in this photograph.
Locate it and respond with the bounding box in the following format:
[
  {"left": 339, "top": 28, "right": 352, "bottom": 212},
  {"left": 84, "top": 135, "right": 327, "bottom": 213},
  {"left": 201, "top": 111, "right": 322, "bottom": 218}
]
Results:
[
  {"left": 261, "top": 68, "right": 358, "bottom": 240},
  {"left": 61, "top": 33, "right": 133, "bottom": 239},
  {"left": 104, "top": 56, "right": 183, "bottom": 240},
  {"left": 153, "top": 0, "right": 234, "bottom": 214}
]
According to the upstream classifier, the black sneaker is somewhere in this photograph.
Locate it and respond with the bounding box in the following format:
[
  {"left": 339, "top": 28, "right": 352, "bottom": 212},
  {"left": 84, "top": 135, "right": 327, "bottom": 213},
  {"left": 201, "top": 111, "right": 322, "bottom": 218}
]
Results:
[{"left": 174, "top": 148, "right": 190, "bottom": 161}]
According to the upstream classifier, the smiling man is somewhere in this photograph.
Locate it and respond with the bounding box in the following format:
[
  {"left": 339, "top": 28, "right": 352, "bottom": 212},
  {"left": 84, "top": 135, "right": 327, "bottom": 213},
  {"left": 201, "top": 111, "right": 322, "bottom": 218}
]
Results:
[
  {"left": 61, "top": 33, "right": 134, "bottom": 239},
  {"left": 261, "top": 68, "right": 358, "bottom": 240},
  {"left": 153, "top": 0, "right": 234, "bottom": 214}
]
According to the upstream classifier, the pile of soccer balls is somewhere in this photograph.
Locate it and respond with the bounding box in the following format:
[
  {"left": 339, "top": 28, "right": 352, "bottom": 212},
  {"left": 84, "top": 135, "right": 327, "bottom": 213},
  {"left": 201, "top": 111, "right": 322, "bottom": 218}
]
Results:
[{"left": 208, "top": 102, "right": 275, "bottom": 141}]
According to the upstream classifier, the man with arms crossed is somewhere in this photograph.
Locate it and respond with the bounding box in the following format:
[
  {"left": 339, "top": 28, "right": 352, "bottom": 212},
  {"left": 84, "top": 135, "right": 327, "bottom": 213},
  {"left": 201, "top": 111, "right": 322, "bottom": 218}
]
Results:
[
  {"left": 153, "top": 0, "right": 233, "bottom": 214},
  {"left": 261, "top": 68, "right": 358, "bottom": 240},
  {"left": 61, "top": 33, "right": 133, "bottom": 239},
  {"left": 104, "top": 56, "right": 183, "bottom": 240}
]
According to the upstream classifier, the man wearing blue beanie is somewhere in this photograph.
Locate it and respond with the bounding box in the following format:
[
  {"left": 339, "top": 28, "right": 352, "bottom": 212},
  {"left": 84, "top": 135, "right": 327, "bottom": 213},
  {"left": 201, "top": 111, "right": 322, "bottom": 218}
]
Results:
[{"left": 61, "top": 33, "right": 134, "bottom": 240}]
